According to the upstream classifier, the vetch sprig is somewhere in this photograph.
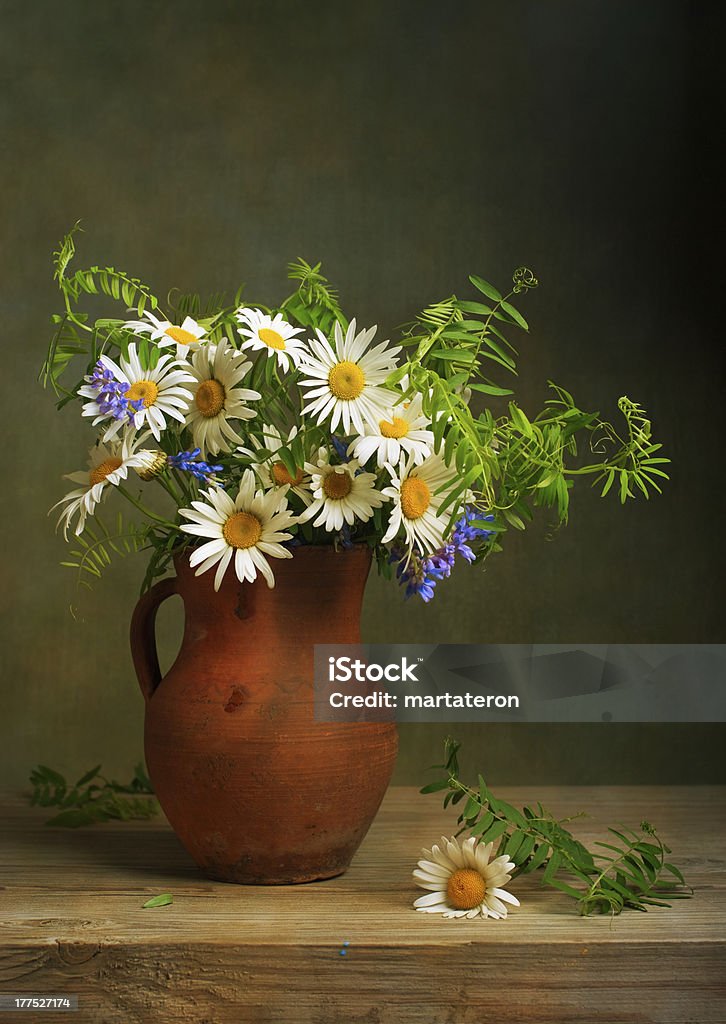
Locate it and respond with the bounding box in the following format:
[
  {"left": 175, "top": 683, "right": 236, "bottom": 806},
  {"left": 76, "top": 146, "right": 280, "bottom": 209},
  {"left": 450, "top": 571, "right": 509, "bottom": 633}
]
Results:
[
  {"left": 422, "top": 739, "right": 692, "bottom": 916},
  {"left": 29, "top": 763, "right": 158, "bottom": 827}
]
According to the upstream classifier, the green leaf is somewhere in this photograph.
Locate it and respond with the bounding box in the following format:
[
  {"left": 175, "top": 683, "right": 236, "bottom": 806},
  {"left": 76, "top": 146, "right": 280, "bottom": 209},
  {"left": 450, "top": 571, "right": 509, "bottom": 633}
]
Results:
[
  {"left": 600, "top": 469, "right": 616, "bottom": 497},
  {"left": 142, "top": 893, "right": 174, "bottom": 909},
  {"left": 468, "top": 382, "right": 514, "bottom": 396},
  {"left": 469, "top": 811, "right": 495, "bottom": 836},
  {"left": 535, "top": 470, "right": 560, "bottom": 489},
  {"left": 35, "top": 765, "right": 66, "bottom": 787},
  {"left": 277, "top": 447, "right": 298, "bottom": 477},
  {"left": 509, "top": 404, "right": 533, "bottom": 436},
  {"left": 495, "top": 800, "right": 528, "bottom": 828},
  {"left": 663, "top": 862, "right": 685, "bottom": 884},
  {"left": 290, "top": 433, "right": 305, "bottom": 469},
  {"left": 621, "top": 854, "right": 649, "bottom": 888},
  {"left": 444, "top": 427, "right": 459, "bottom": 466},
  {"left": 420, "top": 779, "right": 450, "bottom": 794},
  {"left": 385, "top": 363, "right": 410, "bottom": 387},
  {"left": 487, "top": 322, "right": 518, "bottom": 353},
  {"left": 457, "top": 300, "right": 495, "bottom": 316},
  {"left": 481, "top": 819, "right": 508, "bottom": 844},
  {"left": 548, "top": 877, "right": 583, "bottom": 900},
  {"left": 600, "top": 876, "right": 633, "bottom": 901},
  {"left": 429, "top": 349, "right": 477, "bottom": 363},
  {"left": 500, "top": 300, "right": 528, "bottom": 331},
  {"left": 525, "top": 841, "right": 551, "bottom": 873},
  {"left": 543, "top": 850, "right": 562, "bottom": 883},
  {"left": 480, "top": 338, "right": 517, "bottom": 371},
  {"left": 75, "top": 765, "right": 102, "bottom": 787},
  {"left": 463, "top": 796, "right": 480, "bottom": 820},
  {"left": 504, "top": 831, "right": 525, "bottom": 858},
  {"left": 503, "top": 508, "right": 526, "bottom": 530},
  {"left": 469, "top": 275, "right": 502, "bottom": 302},
  {"left": 469, "top": 519, "right": 502, "bottom": 532},
  {"left": 514, "top": 834, "right": 536, "bottom": 864}
]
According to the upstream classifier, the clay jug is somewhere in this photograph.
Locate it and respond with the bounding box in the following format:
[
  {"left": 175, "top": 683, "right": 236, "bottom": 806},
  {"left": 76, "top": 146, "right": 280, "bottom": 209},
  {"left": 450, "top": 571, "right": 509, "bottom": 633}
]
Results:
[{"left": 130, "top": 544, "right": 398, "bottom": 884}]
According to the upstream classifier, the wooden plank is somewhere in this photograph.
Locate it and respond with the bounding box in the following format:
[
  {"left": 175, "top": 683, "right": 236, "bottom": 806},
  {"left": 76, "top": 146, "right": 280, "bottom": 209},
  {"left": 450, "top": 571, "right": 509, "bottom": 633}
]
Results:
[{"left": 1, "top": 787, "right": 724, "bottom": 1023}]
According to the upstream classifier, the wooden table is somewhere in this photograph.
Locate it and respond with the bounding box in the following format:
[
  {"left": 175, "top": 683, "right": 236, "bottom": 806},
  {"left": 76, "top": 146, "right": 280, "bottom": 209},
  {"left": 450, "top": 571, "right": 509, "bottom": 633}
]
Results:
[{"left": 1, "top": 787, "right": 724, "bottom": 1023}]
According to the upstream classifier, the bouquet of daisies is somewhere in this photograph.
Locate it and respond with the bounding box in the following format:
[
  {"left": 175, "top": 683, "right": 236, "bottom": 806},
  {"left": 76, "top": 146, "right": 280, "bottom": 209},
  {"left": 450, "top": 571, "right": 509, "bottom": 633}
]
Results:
[{"left": 43, "top": 226, "right": 668, "bottom": 600}]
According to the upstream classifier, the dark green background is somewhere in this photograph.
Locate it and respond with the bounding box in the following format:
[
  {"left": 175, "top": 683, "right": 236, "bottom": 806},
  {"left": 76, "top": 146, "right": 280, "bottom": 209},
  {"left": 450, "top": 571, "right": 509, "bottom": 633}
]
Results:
[{"left": 2, "top": 1, "right": 723, "bottom": 789}]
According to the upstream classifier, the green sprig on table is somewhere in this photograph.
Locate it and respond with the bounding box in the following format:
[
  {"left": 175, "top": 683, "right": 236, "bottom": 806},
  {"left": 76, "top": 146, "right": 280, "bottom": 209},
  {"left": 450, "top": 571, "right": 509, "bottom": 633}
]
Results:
[
  {"left": 29, "top": 763, "right": 159, "bottom": 827},
  {"left": 422, "top": 739, "right": 692, "bottom": 916}
]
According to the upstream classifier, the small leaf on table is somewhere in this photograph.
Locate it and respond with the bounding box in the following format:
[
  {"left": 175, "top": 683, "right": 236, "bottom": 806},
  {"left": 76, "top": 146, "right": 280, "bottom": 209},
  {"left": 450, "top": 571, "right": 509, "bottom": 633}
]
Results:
[{"left": 142, "top": 894, "right": 174, "bottom": 909}]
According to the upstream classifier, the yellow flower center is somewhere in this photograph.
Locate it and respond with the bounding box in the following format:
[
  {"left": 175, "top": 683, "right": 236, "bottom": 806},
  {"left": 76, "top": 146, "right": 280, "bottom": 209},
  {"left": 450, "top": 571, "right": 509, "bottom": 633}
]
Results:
[
  {"left": 165, "top": 326, "right": 198, "bottom": 346},
  {"left": 322, "top": 471, "right": 353, "bottom": 500},
  {"left": 379, "top": 416, "right": 409, "bottom": 439},
  {"left": 400, "top": 476, "right": 431, "bottom": 519},
  {"left": 222, "top": 511, "right": 262, "bottom": 549},
  {"left": 271, "top": 462, "right": 304, "bottom": 486},
  {"left": 258, "top": 327, "right": 286, "bottom": 351},
  {"left": 195, "top": 378, "right": 226, "bottom": 418},
  {"left": 126, "top": 380, "right": 159, "bottom": 408},
  {"left": 328, "top": 360, "right": 365, "bottom": 401},
  {"left": 89, "top": 457, "right": 123, "bottom": 487},
  {"left": 447, "top": 868, "right": 486, "bottom": 911}
]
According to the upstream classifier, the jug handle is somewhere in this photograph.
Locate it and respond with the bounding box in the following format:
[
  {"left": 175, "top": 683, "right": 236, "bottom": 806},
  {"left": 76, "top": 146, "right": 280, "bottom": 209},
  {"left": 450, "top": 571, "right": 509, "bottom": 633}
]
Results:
[{"left": 130, "top": 576, "right": 179, "bottom": 702}]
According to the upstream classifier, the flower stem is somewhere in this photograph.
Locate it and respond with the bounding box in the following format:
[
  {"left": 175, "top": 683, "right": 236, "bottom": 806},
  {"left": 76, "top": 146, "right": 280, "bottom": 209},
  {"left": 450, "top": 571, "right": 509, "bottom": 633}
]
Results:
[
  {"left": 155, "top": 472, "right": 184, "bottom": 506},
  {"left": 117, "top": 485, "right": 179, "bottom": 530}
]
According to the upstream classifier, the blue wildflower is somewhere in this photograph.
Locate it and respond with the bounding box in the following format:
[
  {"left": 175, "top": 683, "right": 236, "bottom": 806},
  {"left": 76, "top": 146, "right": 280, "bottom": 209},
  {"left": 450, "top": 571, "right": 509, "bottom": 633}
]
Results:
[
  {"left": 389, "top": 546, "right": 439, "bottom": 602},
  {"left": 330, "top": 435, "right": 352, "bottom": 462},
  {"left": 168, "top": 449, "right": 224, "bottom": 483},
  {"left": 391, "top": 507, "right": 495, "bottom": 602},
  {"left": 338, "top": 524, "right": 354, "bottom": 550},
  {"left": 87, "top": 361, "right": 143, "bottom": 423}
]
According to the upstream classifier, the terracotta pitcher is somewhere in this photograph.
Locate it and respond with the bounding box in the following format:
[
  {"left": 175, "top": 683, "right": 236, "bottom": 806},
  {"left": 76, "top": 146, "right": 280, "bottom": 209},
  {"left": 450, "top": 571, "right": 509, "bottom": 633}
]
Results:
[{"left": 130, "top": 544, "right": 398, "bottom": 884}]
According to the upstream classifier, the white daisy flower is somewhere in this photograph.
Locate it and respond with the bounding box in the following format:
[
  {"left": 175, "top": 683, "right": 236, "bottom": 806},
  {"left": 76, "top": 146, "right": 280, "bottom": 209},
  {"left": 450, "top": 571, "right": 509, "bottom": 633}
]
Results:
[
  {"left": 413, "top": 835, "right": 520, "bottom": 920},
  {"left": 179, "top": 470, "right": 297, "bottom": 591},
  {"left": 122, "top": 311, "right": 208, "bottom": 360},
  {"left": 298, "top": 318, "right": 401, "bottom": 435},
  {"left": 298, "top": 449, "right": 387, "bottom": 533},
  {"left": 348, "top": 393, "right": 434, "bottom": 469},
  {"left": 185, "top": 341, "right": 261, "bottom": 457},
  {"left": 78, "top": 344, "right": 194, "bottom": 443},
  {"left": 236, "top": 308, "right": 307, "bottom": 372},
  {"left": 50, "top": 433, "right": 162, "bottom": 539},
  {"left": 241, "top": 424, "right": 313, "bottom": 506},
  {"left": 381, "top": 452, "right": 460, "bottom": 555}
]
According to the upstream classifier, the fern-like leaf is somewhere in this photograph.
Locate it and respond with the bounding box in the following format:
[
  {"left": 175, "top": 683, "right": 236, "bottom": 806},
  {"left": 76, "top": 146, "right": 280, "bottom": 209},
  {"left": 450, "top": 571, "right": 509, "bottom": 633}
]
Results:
[{"left": 62, "top": 513, "right": 153, "bottom": 590}]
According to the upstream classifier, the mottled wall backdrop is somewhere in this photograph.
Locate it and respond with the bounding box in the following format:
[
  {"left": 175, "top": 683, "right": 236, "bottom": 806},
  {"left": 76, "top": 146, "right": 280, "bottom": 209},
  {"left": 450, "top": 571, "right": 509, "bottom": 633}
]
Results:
[{"left": 2, "top": 1, "right": 722, "bottom": 788}]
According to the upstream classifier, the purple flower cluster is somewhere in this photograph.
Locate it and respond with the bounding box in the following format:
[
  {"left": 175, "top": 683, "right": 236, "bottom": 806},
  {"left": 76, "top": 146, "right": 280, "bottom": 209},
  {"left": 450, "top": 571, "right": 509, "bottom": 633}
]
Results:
[
  {"left": 392, "top": 508, "right": 495, "bottom": 602},
  {"left": 87, "top": 361, "right": 143, "bottom": 422},
  {"left": 168, "top": 449, "right": 223, "bottom": 483}
]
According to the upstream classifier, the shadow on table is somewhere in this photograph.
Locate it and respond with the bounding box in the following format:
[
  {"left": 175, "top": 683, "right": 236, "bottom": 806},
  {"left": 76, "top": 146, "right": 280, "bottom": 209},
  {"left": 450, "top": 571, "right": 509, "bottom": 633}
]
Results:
[{"left": 13, "top": 817, "right": 202, "bottom": 883}]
